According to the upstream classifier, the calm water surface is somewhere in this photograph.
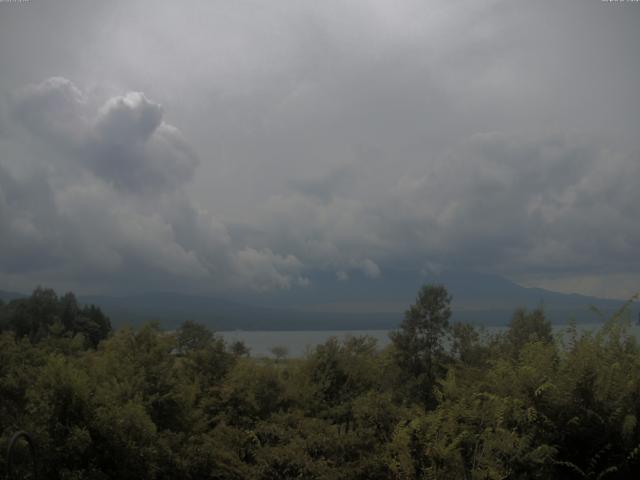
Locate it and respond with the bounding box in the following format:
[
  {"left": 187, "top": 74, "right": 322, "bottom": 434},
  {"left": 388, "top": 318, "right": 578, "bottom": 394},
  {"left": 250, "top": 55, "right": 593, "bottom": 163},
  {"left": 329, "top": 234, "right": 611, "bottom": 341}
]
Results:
[{"left": 220, "top": 323, "right": 640, "bottom": 358}]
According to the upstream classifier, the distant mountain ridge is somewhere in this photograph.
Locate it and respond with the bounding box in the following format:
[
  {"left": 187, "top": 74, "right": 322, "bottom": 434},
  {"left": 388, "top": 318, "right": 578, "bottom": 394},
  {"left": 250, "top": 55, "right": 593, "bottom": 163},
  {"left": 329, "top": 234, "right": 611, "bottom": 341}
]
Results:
[
  {"left": 0, "top": 290, "right": 26, "bottom": 302},
  {"left": 229, "top": 269, "right": 637, "bottom": 326},
  {"left": 2, "top": 271, "right": 637, "bottom": 331}
]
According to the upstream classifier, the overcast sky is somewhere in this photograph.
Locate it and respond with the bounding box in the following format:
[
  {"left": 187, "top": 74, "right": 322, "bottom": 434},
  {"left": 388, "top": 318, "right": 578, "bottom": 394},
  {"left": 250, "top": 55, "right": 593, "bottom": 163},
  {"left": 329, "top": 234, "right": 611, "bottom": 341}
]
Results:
[{"left": 0, "top": 0, "right": 639, "bottom": 299}]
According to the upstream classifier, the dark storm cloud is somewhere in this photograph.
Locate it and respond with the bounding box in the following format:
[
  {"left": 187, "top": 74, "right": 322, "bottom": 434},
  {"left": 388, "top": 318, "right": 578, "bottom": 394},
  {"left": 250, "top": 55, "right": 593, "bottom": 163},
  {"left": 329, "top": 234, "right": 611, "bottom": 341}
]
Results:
[
  {"left": 0, "top": 163, "right": 67, "bottom": 273},
  {"left": 10, "top": 77, "right": 88, "bottom": 148},
  {"left": 11, "top": 79, "right": 198, "bottom": 193},
  {"left": 91, "top": 93, "right": 198, "bottom": 192},
  {"left": 288, "top": 167, "right": 357, "bottom": 203},
  {"left": 0, "top": 78, "right": 307, "bottom": 293},
  {"left": 251, "top": 132, "right": 640, "bottom": 286},
  {"left": 0, "top": 1, "right": 639, "bottom": 297}
]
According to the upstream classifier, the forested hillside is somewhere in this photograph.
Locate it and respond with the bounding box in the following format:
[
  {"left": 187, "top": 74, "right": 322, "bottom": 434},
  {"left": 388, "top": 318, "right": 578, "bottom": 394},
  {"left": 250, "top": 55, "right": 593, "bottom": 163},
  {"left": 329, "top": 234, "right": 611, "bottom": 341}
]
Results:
[{"left": 1, "top": 286, "right": 639, "bottom": 479}]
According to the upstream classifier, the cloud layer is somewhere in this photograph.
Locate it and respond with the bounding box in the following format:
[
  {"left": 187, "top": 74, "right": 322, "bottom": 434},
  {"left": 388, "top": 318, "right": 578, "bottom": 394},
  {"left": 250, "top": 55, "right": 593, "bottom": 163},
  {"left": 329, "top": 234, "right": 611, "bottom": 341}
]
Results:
[
  {"left": 0, "top": 1, "right": 639, "bottom": 298},
  {"left": 3, "top": 74, "right": 640, "bottom": 298},
  {"left": 2, "top": 78, "right": 307, "bottom": 293},
  {"left": 11, "top": 78, "right": 197, "bottom": 193},
  {"left": 251, "top": 133, "right": 640, "bottom": 284}
]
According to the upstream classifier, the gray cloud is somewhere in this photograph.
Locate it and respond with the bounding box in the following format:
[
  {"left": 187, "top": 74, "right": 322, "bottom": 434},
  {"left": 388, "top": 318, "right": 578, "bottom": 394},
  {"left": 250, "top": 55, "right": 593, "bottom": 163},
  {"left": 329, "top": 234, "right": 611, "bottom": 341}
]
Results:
[
  {"left": 248, "top": 132, "right": 640, "bottom": 290},
  {"left": 1, "top": 78, "right": 308, "bottom": 293},
  {"left": 10, "top": 77, "right": 88, "bottom": 148},
  {"left": 0, "top": 1, "right": 639, "bottom": 298},
  {"left": 0, "top": 163, "right": 67, "bottom": 273},
  {"left": 11, "top": 79, "right": 198, "bottom": 193}
]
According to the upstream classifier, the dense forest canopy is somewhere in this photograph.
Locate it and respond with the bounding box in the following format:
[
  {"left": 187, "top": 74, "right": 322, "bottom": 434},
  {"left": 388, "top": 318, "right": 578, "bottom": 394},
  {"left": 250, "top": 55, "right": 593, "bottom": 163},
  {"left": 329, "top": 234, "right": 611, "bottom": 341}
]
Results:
[
  {"left": 0, "top": 287, "right": 111, "bottom": 348},
  {"left": 1, "top": 286, "right": 639, "bottom": 479}
]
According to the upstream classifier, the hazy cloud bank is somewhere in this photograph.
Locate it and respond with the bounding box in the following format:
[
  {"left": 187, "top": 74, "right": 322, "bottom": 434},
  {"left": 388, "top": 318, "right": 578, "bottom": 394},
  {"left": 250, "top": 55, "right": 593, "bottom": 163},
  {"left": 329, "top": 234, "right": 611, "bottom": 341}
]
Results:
[
  {"left": 0, "top": 0, "right": 639, "bottom": 298},
  {"left": 2, "top": 78, "right": 308, "bottom": 293},
  {"left": 2, "top": 75, "right": 640, "bottom": 298}
]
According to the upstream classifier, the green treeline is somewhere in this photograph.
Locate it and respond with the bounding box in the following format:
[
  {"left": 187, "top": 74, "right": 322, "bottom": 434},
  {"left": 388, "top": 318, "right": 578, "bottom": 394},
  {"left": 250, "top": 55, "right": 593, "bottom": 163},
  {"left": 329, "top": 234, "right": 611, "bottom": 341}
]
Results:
[{"left": 1, "top": 285, "right": 640, "bottom": 479}]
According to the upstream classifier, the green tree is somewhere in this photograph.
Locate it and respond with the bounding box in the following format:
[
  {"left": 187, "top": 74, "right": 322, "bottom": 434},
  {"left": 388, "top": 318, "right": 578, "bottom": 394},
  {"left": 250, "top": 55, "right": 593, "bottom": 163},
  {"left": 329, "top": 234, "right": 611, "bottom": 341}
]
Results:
[
  {"left": 2, "top": 288, "right": 111, "bottom": 348},
  {"left": 506, "top": 307, "right": 553, "bottom": 356},
  {"left": 390, "top": 284, "right": 452, "bottom": 407},
  {"left": 176, "top": 320, "right": 214, "bottom": 353},
  {"left": 60, "top": 292, "right": 80, "bottom": 332},
  {"left": 77, "top": 304, "right": 112, "bottom": 348},
  {"left": 230, "top": 340, "right": 251, "bottom": 357},
  {"left": 8, "top": 287, "right": 59, "bottom": 342},
  {"left": 451, "top": 322, "right": 487, "bottom": 367},
  {"left": 270, "top": 345, "right": 289, "bottom": 362}
]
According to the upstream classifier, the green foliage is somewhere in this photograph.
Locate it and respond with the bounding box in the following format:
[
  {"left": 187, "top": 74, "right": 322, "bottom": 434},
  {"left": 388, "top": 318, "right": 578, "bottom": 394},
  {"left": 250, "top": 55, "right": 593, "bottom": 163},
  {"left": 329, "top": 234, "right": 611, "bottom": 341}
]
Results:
[
  {"left": 505, "top": 307, "right": 553, "bottom": 356},
  {"left": 390, "top": 284, "right": 452, "bottom": 407},
  {"left": 230, "top": 340, "right": 251, "bottom": 357},
  {"left": 451, "top": 322, "right": 488, "bottom": 367},
  {"left": 1, "top": 285, "right": 640, "bottom": 478},
  {"left": 0, "top": 287, "right": 111, "bottom": 348},
  {"left": 177, "top": 320, "right": 214, "bottom": 353},
  {"left": 270, "top": 345, "right": 289, "bottom": 362}
]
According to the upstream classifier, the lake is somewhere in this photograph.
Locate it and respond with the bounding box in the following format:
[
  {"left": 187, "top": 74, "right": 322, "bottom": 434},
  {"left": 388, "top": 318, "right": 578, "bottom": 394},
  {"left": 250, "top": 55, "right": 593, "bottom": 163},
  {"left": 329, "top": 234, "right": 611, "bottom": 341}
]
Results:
[
  {"left": 220, "top": 322, "right": 640, "bottom": 358},
  {"left": 220, "top": 329, "right": 392, "bottom": 357}
]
